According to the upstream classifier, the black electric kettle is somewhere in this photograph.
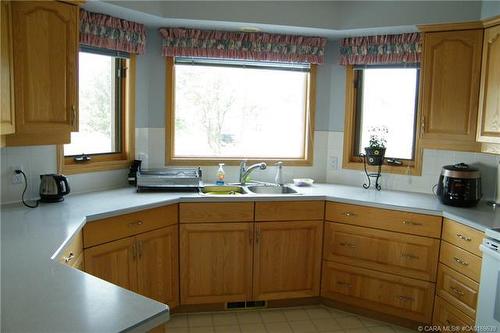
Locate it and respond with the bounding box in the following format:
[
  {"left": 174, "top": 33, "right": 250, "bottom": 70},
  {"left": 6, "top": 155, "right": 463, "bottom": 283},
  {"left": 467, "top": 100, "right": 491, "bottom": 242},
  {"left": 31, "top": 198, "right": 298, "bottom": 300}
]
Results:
[{"left": 39, "top": 174, "right": 70, "bottom": 202}]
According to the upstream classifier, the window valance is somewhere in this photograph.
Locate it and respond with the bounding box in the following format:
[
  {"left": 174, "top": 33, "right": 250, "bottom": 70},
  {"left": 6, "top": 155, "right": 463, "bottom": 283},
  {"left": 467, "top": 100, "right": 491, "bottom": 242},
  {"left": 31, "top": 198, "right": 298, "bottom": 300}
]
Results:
[
  {"left": 339, "top": 33, "right": 422, "bottom": 65},
  {"left": 159, "top": 28, "right": 327, "bottom": 64},
  {"left": 80, "top": 9, "right": 146, "bottom": 55}
]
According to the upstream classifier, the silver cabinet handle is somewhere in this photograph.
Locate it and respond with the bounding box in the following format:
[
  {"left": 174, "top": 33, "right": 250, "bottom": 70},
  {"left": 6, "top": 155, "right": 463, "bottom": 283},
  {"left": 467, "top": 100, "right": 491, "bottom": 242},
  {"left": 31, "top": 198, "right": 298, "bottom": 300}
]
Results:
[
  {"left": 456, "top": 233, "right": 472, "bottom": 242},
  {"left": 336, "top": 281, "right": 352, "bottom": 288},
  {"left": 401, "top": 253, "right": 419, "bottom": 260},
  {"left": 453, "top": 257, "right": 469, "bottom": 266},
  {"left": 128, "top": 220, "right": 144, "bottom": 227},
  {"left": 402, "top": 220, "right": 422, "bottom": 226},
  {"left": 339, "top": 242, "right": 356, "bottom": 248},
  {"left": 63, "top": 252, "right": 75, "bottom": 263},
  {"left": 343, "top": 212, "right": 356, "bottom": 217},
  {"left": 450, "top": 286, "right": 465, "bottom": 296},
  {"left": 398, "top": 295, "right": 415, "bottom": 302},
  {"left": 137, "top": 240, "right": 143, "bottom": 258}
]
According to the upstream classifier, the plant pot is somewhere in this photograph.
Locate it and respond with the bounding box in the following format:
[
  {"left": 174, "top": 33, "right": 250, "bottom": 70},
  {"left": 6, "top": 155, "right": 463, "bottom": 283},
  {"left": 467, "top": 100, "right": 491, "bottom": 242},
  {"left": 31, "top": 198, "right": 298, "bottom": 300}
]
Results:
[{"left": 364, "top": 147, "right": 386, "bottom": 166}]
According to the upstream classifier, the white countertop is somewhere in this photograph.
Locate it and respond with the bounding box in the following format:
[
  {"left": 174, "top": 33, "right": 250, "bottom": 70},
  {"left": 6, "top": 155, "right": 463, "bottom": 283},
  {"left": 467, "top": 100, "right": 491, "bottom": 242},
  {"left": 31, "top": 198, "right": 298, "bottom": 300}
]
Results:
[{"left": 2, "top": 183, "right": 499, "bottom": 333}]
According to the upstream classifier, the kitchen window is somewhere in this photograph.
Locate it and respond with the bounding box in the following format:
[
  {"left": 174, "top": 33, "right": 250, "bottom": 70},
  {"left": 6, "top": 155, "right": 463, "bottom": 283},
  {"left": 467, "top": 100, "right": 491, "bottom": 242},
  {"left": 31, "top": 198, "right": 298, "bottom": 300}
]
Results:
[
  {"left": 343, "top": 65, "right": 423, "bottom": 174},
  {"left": 59, "top": 49, "right": 136, "bottom": 174},
  {"left": 166, "top": 57, "right": 316, "bottom": 165}
]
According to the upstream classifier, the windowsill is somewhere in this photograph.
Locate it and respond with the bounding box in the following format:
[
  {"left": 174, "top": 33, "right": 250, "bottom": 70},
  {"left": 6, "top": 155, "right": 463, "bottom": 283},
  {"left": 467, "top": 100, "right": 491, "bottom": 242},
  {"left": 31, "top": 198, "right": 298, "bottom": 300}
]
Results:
[
  {"left": 166, "top": 157, "right": 313, "bottom": 167},
  {"left": 60, "top": 159, "right": 131, "bottom": 175},
  {"left": 342, "top": 158, "right": 422, "bottom": 176}
]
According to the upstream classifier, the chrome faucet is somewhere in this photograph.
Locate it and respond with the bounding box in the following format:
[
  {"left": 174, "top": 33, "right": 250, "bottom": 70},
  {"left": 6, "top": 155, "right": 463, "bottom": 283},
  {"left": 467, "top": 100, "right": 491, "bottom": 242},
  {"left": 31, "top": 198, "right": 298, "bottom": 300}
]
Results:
[
  {"left": 239, "top": 160, "right": 267, "bottom": 185},
  {"left": 274, "top": 161, "right": 284, "bottom": 186}
]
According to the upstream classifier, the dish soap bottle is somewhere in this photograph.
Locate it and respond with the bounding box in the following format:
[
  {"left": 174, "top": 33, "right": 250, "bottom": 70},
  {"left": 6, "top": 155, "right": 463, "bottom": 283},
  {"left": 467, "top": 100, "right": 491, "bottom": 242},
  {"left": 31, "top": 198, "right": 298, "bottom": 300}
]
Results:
[{"left": 216, "top": 163, "right": 225, "bottom": 185}]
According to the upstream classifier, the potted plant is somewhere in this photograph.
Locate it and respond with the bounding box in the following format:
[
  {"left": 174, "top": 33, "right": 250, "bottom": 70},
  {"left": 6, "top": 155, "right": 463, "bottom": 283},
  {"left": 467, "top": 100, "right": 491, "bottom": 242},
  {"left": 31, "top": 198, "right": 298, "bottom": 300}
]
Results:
[{"left": 364, "top": 126, "right": 388, "bottom": 166}]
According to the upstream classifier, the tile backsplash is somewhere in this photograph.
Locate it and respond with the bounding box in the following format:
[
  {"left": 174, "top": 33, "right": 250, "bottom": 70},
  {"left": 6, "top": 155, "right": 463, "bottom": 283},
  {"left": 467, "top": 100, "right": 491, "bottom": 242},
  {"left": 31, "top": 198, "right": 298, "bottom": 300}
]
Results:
[{"left": 2, "top": 130, "right": 499, "bottom": 204}]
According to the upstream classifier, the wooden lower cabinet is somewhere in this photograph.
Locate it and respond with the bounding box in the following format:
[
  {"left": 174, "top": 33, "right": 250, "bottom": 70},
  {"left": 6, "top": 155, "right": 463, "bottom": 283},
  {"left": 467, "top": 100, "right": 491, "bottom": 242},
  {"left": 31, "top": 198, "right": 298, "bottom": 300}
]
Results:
[
  {"left": 433, "top": 296, "right": 475, "bottom": 327},
  {"left": 323, "top": 222, "right": 440, "bottom": 282},
  {"left": 180, "top": 222, "right": 253, "bottom": 304},
  {"left": 136, "top": 225, "right": 179, "bottom": 306},
  {"left": 84, "top": 225, "right": 179, "bottom": 306},
  {"left": 321, "top": 261, "right": 435, "bottom": 323},
  {"left": 253, "top": 220, "right": 323, "bottom": 300},
  {"left": 84, "top": 237, "right": 138, "bottom": 292}
]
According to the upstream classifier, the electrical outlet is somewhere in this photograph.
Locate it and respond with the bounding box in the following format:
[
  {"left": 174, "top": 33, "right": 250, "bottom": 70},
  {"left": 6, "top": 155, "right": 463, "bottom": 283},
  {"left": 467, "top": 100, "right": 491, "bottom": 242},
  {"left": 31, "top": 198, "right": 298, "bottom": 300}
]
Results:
[
  {"left": 329, "top": 156, "right": 339, "bottom": 170},
  {"left": 10, "top": 165, "right": 24, "bottom": 185}
]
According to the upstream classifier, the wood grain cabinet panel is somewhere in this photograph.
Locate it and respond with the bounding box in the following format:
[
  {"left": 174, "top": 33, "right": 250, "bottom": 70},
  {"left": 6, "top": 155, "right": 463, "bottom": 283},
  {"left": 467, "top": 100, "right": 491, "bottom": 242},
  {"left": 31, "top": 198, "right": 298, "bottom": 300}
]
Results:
[
  {"left": 253, "top": 220, "right": 323, "bottom": 300},
  {"left": 437, "top": 263, "right": 479, "bottom": 319},
  {"left": 179, "top": 202, "right": 254, "bottom": 223},
  {"left": 321, "top": 261, "right": 435, "bottom": 323},
  {"left": 58, "top": 231, "right": 83, "bottom": 269},
  {"left": 83, "top": 205, "right": 178, "bottom": 248},
  {"left": 442, "top": 219, "right": 483, "bottom": 257},
  {"left": 180, "top": 222, "right": 253, "bottom": 304},
  {"left": 325, "top": 202, "right": 442, "bottom": 238},
  {"left": 7, "top": 1, "right": 78, "bottom": 145},
  {"left": 136, "top": 225, "right": 179, "bottom": 307},
  {"left": 440, "top": 241, "right": 482, "bottom": 282},
  {"left": 433, "top": 296, "right": 475, "bottom": 327},
  {"left": 323, "top": 222, "right": 440, "bottom": 282},
  {"left": 477, "top": 24, "right": 500, "bottom": 143},
  {"left": 1, "top": 0, "right": 15, "bottom": 136},
  {"left": 419, "top": 29, "right": 483, "bottom": 152},
  {"left": 84, "top": 237, "right": 138, "bottom": 292},
  {"left": 255, "top": 201, "right": 324, "bottom": 221}
]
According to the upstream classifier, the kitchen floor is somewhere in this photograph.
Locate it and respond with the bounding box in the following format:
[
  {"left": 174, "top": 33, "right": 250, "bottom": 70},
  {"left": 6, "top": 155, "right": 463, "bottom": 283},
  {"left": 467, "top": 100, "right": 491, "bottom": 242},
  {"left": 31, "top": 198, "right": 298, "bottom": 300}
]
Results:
[{"left": 164, "top": 305, "right": 417, "bottom": 332}]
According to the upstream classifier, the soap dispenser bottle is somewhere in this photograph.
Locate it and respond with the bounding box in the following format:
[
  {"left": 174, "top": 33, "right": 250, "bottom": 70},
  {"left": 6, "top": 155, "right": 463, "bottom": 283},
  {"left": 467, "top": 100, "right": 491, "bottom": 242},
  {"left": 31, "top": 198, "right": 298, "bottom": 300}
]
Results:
[{"left": 216, "top": 163, "right": 225, "bottom": 185}]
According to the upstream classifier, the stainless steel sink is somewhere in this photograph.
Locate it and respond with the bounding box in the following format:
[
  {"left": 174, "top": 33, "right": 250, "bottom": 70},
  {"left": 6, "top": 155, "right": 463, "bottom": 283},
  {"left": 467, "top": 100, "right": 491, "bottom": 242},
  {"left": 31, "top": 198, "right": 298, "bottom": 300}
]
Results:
[
  {"left": 200, "top": 185, "right": 248, "bottom": 195},
  {"left": 246, "top": 185, "right": 298, "bottom": 194}
]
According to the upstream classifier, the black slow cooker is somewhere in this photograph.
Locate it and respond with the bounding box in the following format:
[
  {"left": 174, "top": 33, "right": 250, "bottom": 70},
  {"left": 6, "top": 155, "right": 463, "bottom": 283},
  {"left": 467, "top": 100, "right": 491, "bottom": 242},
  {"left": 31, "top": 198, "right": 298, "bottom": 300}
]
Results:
[{"left": 437, "top": 163, "right": 482, "bottom": 207}]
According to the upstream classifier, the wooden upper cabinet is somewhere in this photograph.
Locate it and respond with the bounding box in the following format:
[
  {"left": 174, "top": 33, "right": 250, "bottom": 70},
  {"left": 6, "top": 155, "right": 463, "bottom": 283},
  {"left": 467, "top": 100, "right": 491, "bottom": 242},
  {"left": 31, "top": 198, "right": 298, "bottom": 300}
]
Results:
[
  {"left": 253, "top": 220, "right": 323, "bottom": 300},
  {"left": 7, "top": 1, "right": 78, "bottom": 145},
  {"left": 477, "top": 24, "right": 500, "bottom": 144},
  {"left": 1, "top": 1, "right": 15, "bottom": 136},
  {"left": 419, "top": 29, "right": 483, "bottom": 152},
  {"left": 136, "top": 225, "right": 179, "bottom": 307}
]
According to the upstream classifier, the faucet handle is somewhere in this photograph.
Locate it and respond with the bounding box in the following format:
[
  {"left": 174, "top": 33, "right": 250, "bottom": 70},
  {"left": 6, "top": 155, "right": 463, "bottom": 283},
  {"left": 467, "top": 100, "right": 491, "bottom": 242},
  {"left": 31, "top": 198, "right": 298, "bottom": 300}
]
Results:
[{"left": 274, "top": 161, "right": 283, "bottom": 167}]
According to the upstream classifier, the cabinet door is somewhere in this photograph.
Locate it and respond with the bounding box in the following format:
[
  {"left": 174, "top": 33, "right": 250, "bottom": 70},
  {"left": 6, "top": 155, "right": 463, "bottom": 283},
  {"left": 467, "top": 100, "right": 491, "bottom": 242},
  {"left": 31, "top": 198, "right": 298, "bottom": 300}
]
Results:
[
  {"left": 420, "top": 29, "right": 483, "bottom": 151},
  {"left": 1, "top": 0, "right": 14, "bottom": 135},
  {"left": 136, "top": 225, "right": 179, "bottom": 307},
  {"left": 84, "top": 237, "right": 138, "bottom": 292},
  {"left": 8, "top": 1, "right": 77, "bottom": 144},
  {"left": 477, "top": 25, "right": 500, "bottom": 143},
  {"left": 180, "top": 223, "right": 253, "bottom": 304},
  {"left": 253, "top": 220, "right": 323, "bottom": 300}
]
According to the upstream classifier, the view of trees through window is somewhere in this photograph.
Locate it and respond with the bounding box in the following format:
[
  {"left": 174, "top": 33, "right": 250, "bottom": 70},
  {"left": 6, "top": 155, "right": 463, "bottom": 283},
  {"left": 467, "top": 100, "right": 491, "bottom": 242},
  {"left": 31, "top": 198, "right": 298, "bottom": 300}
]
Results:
[
  {"left": 64, "top": 52, "right": 118, "bottom": 156},
  {"left": 173, "top": 60, "right": 310, "bottom": 159},
  {"left": 356, "top": 67, "right": 419, "bottom": 160}
]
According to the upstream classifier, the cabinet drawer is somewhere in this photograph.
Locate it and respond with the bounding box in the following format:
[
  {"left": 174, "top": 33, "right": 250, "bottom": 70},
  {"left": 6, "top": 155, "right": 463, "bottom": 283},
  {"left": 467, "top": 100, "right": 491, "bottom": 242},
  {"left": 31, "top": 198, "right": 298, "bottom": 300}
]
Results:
[
  {"left": 58, "top": 231, "right": 83, "bottom": 265},
  {"left": 325, "top": 202, "right": 442, "bottom": 238},
  {"left": 440, "top": 241, "right": 482, "bottom": 282},
  {"left": 323, "top": 223, "right": 440, "bottom": 282},
  {"left": 255, "top": 201, "right": 324, "bottom": 221},
  {"left": 321, "top": 261, "right": 435, "bottom": 323},
  {"left": 437, "top": 264, "right": 479, "bottom": 319},
  {"left": 83, "top": 205, "right": 178, "bottom": 248},
  {"left": 179, "top": 202, "right": 254, "bottom": 223},
  {"left": 442, "top": 219, "right": 483, "bottom": 257},
  {"left": 433, "top": 296, "right": 475, "bottom": 327}
]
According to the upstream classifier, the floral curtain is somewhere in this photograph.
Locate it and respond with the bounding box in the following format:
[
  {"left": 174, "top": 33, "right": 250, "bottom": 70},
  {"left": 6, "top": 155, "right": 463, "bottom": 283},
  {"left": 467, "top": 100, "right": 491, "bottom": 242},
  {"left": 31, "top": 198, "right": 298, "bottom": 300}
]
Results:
[
  {"left": 80, "top": 9, "right": 147, "bottom": 55},
  {"left": 159, "top": 28, "right": 327, "bottom": 64},
  {"left": 339, "top": 33, "right": 422, "bottom": 65}
]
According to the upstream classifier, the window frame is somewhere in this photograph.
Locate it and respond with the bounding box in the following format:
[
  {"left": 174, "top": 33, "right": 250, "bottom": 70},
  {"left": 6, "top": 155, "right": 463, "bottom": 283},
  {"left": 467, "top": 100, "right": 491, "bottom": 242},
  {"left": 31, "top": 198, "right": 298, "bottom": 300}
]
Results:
[
  {"left": 57, "top": 54, "right": 136, "bottom": 174},
  {"left": 165, "top": 56, "right": 317, "bottom": 166},
  {"left": 342, "top": 65, "right": 423, "bottom": 175}
]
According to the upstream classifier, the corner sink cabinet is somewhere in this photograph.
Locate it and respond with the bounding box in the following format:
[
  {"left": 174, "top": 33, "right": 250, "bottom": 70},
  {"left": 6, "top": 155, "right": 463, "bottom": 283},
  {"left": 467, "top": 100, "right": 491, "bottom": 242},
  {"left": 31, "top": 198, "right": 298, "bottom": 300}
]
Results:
[{"left": 71, "top": 198, "right": 484, "bottom": 329}]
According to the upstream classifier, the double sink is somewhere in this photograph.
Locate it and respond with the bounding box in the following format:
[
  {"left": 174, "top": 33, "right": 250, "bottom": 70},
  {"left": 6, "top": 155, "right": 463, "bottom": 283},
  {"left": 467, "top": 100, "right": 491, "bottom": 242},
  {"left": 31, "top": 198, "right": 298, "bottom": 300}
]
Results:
[{"left": 200, "top": 184, "right": 299, "bottom": 196}]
